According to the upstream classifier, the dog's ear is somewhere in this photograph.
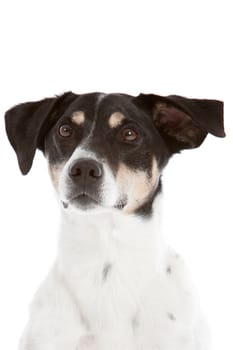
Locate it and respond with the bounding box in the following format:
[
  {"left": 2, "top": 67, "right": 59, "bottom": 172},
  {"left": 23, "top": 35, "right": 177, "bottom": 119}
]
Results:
[
  {"left": 5, "top": 92, "right": 77, "bottom": 175},
  {"left": 133, "top": 94, "right": 225, "bottom": 153}
]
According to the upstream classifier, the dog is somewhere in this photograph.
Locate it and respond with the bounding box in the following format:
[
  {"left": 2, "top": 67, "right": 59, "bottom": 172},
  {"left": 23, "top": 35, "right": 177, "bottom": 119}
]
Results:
[{"left": 5, "top": 92, "right": 225, "bottom": 350}]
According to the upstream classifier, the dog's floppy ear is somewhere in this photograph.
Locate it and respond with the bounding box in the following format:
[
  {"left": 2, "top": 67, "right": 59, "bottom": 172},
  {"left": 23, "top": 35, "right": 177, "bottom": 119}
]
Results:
[
  {"left": 5, "top": 92, "right": 77, "bottom": 175},
  {"left": 133, "top": 94, "right": 225, "bottom": 153}
]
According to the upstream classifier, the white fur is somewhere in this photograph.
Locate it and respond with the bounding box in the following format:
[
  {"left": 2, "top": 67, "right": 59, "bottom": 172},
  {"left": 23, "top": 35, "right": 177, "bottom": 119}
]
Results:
[{"left": 19, "top": 147, "right": 211, "bottom": 350}]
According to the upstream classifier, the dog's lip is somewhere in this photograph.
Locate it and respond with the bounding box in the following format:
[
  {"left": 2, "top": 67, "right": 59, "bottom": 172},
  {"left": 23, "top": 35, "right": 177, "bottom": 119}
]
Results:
[
  {"left": 63, "top": 192, "right": 100, "bottom": 208},
  {"left": 72, "top": 193, "right": 99, "bottom": 205},
  {"left": 62, "top": 194, "right": 127, "bottom": 210}
]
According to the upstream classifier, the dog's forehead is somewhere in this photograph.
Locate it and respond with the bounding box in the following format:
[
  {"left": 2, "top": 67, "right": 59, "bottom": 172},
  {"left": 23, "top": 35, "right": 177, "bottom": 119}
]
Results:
[
  {"left": 66, "top": 92, "right": 103, "bottom": 122},
  {"left": 66, "top": 93, "right": 146, "bottom": 130}
]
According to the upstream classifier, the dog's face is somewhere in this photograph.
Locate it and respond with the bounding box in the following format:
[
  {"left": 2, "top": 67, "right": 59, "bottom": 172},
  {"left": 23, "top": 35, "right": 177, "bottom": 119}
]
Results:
[
  {"left": 5, "top": 92, "right": 225, "bottom": 216},
  {"left": 44, "top": 94, "right": 169, "bottom": 215}
]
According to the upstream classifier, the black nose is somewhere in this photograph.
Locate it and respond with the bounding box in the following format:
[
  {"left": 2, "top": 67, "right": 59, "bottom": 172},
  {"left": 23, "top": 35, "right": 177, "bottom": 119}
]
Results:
[{"left": 68, "top": 158, "right": 103, "bottom": 182}]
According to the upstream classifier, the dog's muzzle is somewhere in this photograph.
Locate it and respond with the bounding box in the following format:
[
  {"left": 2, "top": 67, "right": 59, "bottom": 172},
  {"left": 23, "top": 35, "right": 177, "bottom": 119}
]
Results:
[{"left": 65, "top": 158, "right": 103, "bottom": 209}]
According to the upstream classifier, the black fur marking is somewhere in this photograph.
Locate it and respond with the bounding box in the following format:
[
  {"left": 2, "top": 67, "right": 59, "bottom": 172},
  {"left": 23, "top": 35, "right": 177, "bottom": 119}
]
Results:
[
  {"left": 102, "top": 263, "right": 112, "bottom": 281},
  {"left": 62, "top": 201, "right": 69, "bottom": 209},
  {"left": 80, "top": 311, "right": 91, "bottom": 331},
  {"left": 166, "top": 266, "right": 172, "bottom": 274},
  {"left": 45, "top": 93, "right": 100, "bottom": 166},
  {"left": 132, "top": 314, "right": 140, "bottom": 331},
  {"left": 167, "top": 312, "right": 176, "bottom": 321}
]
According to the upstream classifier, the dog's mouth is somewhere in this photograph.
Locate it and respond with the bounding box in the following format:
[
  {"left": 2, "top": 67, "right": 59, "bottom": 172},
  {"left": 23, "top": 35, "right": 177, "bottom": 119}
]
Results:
[
  {"left": 62, "top": 194, "right": 128, "bottom": 211},
  {"left": 73, "top": 194, "right": 98, "bottom": 208},
  {"left": 62, "top": 192, "right": 100, "bottom": 210}
]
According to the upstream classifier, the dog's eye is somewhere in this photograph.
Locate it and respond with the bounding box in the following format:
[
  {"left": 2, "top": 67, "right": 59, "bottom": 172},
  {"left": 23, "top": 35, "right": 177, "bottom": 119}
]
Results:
[
  {"left": 59, "top": 125, "right": 73, "bottom": 138},
  {"left": 120, "top": 128, "right": 138, "bottom": 142}
]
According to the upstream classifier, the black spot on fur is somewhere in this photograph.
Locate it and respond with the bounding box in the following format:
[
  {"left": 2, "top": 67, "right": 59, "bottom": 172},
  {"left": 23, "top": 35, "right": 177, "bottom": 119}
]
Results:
[
  {"left": 102, "top": 263, "right": 112, "bottom": 281},
  {"left": 132, "top": 315, "right": 140, "bottom": 331},
  {"left": 166, "top": 266, "right": 172, "bottom": 274},
  {"left": 62, "top": 201, "right": 68, "bottom": 209},
  {"left": 167, "top": 312, "right": 176, "bottom": 321}
]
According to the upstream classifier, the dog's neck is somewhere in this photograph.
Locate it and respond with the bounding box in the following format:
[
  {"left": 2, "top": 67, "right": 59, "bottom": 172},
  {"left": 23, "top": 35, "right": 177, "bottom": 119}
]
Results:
[{"left": 57, "top": 194, "right": 166, "bottom": 277}]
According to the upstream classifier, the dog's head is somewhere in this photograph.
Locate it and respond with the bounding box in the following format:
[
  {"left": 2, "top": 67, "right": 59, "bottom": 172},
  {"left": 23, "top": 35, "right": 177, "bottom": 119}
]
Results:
[{"left": 5, "top": 92, "right": 225, "bottom": 216}]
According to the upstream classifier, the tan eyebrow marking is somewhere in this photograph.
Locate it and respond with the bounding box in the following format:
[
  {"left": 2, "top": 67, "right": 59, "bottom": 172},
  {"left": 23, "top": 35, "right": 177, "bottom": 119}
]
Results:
[
  {"left": 72, "top": 111, "right": 85, "bottom": 126},
  {"left": 108, "top": 112, "right": 125, "bottom": 128}
]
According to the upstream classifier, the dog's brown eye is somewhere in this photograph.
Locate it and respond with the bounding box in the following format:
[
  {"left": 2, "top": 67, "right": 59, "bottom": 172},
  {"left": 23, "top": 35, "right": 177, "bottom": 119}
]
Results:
[
  {"left": 120, "top": 128, "right": 138, "bottom": 142},
  {"left": 59, "top": 125, "right": 73, "bottom": 138}
]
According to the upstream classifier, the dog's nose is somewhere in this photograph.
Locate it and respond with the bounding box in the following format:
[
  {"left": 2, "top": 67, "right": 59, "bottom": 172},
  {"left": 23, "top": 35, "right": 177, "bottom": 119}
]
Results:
[{"left": 68, "top": 158, "right": 103, "bottom": 181}]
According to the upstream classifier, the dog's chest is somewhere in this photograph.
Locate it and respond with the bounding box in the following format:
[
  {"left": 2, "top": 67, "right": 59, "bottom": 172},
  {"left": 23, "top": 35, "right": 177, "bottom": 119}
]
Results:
[
  {"left": 58, "top": 214, "right": 197, "bottom": 346},
  {"left": 60, "top": 226, "right": 156, "bottom": 329}
]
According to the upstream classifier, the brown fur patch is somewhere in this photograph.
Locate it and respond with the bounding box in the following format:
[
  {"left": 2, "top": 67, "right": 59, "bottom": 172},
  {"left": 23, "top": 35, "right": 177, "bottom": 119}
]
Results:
[
  {"left": 108, "top": 112, "right": 125, "bottom": 128},
  {"left": 72, "top": 111, "right": 85, "bottom": 126},
  {"left": 116, "top": 158, "right": 159, "bottom": 214}
]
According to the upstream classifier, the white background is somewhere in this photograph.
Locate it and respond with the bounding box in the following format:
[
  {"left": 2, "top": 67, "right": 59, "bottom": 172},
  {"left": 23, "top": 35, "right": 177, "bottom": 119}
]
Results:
[{"left": 0, "top": 1, "right": 232, "bottom": 349}]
